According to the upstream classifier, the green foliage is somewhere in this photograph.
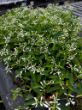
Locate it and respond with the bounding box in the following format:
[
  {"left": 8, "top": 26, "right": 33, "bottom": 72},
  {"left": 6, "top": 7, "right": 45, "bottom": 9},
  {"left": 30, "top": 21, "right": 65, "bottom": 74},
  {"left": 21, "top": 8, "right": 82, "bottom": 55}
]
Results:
[{"left": 0, "top": 5, "right": 82, "bottom": 110}]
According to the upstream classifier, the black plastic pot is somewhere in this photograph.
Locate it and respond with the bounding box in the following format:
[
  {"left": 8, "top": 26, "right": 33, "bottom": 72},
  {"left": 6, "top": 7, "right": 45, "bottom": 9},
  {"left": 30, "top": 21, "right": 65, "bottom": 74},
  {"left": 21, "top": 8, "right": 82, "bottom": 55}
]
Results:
[
  {"left": 32, "top": 106, "right": 48, "bottom": 110},
  {"left": 0, "top": 63, "right": 24, "bottom": 110}
]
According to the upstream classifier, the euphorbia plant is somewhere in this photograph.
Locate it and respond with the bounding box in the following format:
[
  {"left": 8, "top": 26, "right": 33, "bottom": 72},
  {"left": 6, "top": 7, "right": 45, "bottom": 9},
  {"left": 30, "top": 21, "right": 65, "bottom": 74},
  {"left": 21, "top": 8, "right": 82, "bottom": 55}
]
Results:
[{"left": 0, "top": 5, "right": 82, "bottom": 110}]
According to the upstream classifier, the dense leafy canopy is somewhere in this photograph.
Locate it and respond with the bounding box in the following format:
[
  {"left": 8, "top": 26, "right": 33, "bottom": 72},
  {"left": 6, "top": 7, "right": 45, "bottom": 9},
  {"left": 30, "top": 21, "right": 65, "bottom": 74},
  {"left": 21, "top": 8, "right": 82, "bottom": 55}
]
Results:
[{"left": 0, "top": 5, "right": 82, "bottom": 110}]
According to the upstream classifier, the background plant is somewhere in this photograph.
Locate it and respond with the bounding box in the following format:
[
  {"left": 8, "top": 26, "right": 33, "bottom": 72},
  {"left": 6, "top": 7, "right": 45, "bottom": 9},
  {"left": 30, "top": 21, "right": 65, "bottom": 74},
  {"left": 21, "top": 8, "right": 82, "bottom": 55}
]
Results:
[{"left": 0, "top": 5, "right": 82, "bottom": 110}]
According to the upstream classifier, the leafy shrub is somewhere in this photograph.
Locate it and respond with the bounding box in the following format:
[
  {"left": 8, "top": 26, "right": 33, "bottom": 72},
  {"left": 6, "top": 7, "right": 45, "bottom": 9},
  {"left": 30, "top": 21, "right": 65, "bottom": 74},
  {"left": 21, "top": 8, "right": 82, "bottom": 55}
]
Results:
[{"left": 0, "top": 5, "right": 82, "bottom": 110}]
